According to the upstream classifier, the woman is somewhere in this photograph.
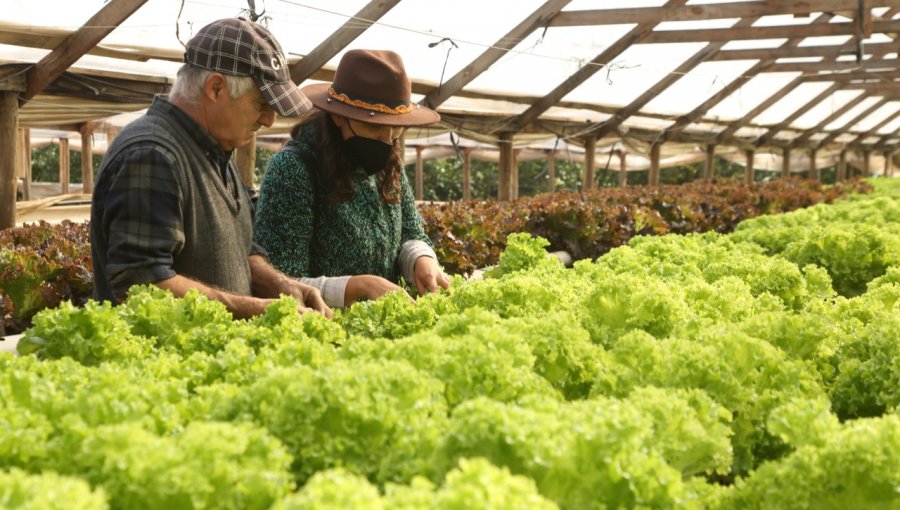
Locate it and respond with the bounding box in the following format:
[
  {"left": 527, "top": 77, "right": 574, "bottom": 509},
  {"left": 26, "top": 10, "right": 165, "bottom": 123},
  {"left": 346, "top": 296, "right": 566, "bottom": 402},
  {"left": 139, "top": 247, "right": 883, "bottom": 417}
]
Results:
[{"left": 254, "top": 49, "right": 449, "bottom": 308}]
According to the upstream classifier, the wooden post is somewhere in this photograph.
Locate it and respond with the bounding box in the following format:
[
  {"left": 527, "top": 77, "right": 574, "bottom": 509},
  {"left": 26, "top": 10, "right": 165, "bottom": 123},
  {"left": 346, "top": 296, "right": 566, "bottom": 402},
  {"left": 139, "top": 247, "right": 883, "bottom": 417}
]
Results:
[
  {"left": 0, "top": 92, "right": 17, "bottom": 229},
  {"left": 649, "top": 141, "right": 661, "bottom": 186},
  {"left": 863, "top": 150, "right": 871, "bottom": 177},
  {"left": 234, "top": 133, "right": 256, "bottom": 188},
  {"left": 618, "top": 150, "right": 628, "bottom": 187},
  {"left": 15, "top": 128, "right": 25, "bottom": 180},
  {"left": 15, "top": 128, "right": 25, "bottom": 199},
  {"left": 704, "top": 144, "right": 716, "bottom": 180},
  {"left": 583, "top": 136, "right": 596, "bottom": 191},
  {"left": 59, "top": 137, "right": 70, "bottom": 195},
  {"left": 781, "top": 147, "right": 791, "bottom": 179},
  {"left": 415, "top": 145, "right": 424, "bottom": 201},
  {"left": 745, "top": 149, "right": 754, "bottom": 184},
  {"left": 498, "top": 132, "right": 513, "bottom": 201},
  {"left": 22, "top": 128, "right": 31, "bottom": 201},
  {"left": 545, "top": 149, "right": 556, "bottom": 192},
  {"left": 511, "top": 148, "right": 520, "bottom": 200},
  {"left": 837, "top": 149, "right": 847, "bottom": 181},
  {"left": 462, "top": 147, "right": 472, "bottom": 200},
  {"left": 809, "top": 148, "right": 819, "bottom": 181},
  {"left": 884, "top": 150, "right": 893, "bottom": 177},
  {"left": 79, "top": 123, "right": 94, "bottom": 194}
]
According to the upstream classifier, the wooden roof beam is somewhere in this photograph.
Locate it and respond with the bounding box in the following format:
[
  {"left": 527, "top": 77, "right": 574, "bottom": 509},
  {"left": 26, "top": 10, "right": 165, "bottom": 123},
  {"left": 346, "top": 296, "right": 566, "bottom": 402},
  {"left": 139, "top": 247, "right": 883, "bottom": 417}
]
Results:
[
  {"left": 801, "top": 69, "right": 900, "bottom": 81},
  {"left": 421, "top": 0, "right": 572, "bottom": 109},
  {"left": 511, "top": 0, "right": 690, "bottom": 132},
  {"left": 844, "top": 81, "right": 900, "bottom": 93},
  {"left": 663, "top": 13, "right": 834, "bottom": 142},
  {"left": 788, "top": 93, "right": 878, "bottom": 148},
  {"left": 22, "top": 0, "right": 149, "bottom": 103},
  {"left": 846, "top": 105, "right": 900, "bottom": 146},
  {"left": 547, "top": 0, "right": 900, "bottom": 26},
  {"left": 815, "top": 97, "right": 893, "bottom": 148},
  {"left": 710, "top": 40, "right": 898, "bottom": 61},
  {"left": 714, "top": 8, "right": 900, "bottom": 146},
  {"left": 0, "top": 23, "right": 183, "bottom": 62},
  {"left": 754, "top": 82, "right": 844, "bottom": 147},
  {"left": 872, "top": 130, "right": 900, "bottom": 150},
  {"left": 716, "top": 75, "right": 810, "bottom": 145},
  {"left": 768, "top": 58, "right": 900, "bottom": 73},
  {"left": 639, "top": 18, "right": 900, "bottom": 44},
  {"left": 43, "top": 71, "right": 169, "bottom": 103},
  {"left": 289, "top": 0, "right": 401, "bottom": 85},
  {"left": 593, "top": 16, "right": 760, "bottom": 140},
  {"left": 722, "top": 51, "right": 895, "bottom": 146}
]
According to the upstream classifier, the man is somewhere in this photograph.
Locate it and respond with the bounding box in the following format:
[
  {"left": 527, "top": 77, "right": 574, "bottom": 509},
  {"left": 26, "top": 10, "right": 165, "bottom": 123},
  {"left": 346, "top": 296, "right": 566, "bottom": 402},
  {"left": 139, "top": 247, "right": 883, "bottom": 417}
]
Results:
[{"left": 91, "top": 18, "right": 331, "bottom": 319}]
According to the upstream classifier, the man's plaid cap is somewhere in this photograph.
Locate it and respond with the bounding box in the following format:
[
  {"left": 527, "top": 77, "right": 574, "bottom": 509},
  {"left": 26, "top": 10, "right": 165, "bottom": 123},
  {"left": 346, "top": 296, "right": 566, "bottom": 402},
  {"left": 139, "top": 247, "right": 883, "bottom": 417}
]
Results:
[{"left": 184, "top": 18, "right": 312, "bottom": 117}]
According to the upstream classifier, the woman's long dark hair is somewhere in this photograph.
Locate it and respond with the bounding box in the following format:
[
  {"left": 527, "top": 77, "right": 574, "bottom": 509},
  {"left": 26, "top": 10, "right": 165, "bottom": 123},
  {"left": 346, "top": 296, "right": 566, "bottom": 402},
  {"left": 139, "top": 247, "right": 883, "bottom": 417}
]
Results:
[{"left": 291, "top": 110, "right": 402, "bottom": 204}]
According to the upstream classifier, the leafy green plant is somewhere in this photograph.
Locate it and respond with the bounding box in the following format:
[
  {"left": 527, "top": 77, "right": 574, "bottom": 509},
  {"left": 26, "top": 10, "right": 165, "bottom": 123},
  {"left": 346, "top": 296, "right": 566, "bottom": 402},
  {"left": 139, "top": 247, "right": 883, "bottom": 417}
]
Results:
[
  {"left": 0, "top": 220, "right": 92, "bottom": 334},
  {"left": 0, "top": 468, "right": 108, "bottom": 510}
]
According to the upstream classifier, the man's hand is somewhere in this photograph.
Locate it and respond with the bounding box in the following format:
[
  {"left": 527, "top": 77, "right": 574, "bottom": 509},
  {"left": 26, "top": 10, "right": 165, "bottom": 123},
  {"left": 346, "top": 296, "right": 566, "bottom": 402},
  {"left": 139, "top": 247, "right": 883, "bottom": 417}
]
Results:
[
  {"left": 345, "top": 274, "right": 412, "bottom": 307},
  {"left": 283, "top": 279, "right": 333, "bottom": 319},
  {"left": 413, "top": 256, "right": 450, "bottom": 296},
  {"left": 249, "top": 255, "right": 333, "bottom": 319}
]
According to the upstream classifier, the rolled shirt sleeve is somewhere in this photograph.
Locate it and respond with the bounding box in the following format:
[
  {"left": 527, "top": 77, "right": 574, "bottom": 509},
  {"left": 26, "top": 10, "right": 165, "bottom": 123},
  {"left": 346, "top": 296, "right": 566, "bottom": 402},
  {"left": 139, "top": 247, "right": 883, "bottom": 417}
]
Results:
[
  {"left": 399, "top": 239, "right": 438, "bottom": 288},
  {"left": 101, "top": 147, "right": 184, "bottom": 296},
  {"left": 299, "top": 275, "right": 351, "bottom": 308}
]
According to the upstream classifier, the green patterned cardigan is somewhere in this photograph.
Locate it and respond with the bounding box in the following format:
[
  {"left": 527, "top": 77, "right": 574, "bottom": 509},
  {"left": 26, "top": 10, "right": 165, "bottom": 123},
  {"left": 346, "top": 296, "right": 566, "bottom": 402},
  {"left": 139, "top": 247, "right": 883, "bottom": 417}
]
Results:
[{"left": 253, "top": 123, "right": 436, "bottom": 307}]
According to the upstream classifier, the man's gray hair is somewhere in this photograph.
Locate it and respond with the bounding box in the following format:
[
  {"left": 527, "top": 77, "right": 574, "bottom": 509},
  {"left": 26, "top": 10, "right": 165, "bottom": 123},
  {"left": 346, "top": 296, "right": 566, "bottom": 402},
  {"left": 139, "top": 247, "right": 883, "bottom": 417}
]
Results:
[{"left": 170, "top": 64, "right": 256, "bottom": 105}]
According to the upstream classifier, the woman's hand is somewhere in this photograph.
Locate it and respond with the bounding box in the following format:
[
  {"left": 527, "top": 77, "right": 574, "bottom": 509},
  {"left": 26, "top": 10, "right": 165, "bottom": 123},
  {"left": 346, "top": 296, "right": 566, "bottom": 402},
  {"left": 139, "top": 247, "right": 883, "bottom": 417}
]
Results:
[
  {"left": 345, "top": 274, "right": 411, "bottom": 306},
  {"left": 413, "top": 256, "right": 450, "bottom": 296}
]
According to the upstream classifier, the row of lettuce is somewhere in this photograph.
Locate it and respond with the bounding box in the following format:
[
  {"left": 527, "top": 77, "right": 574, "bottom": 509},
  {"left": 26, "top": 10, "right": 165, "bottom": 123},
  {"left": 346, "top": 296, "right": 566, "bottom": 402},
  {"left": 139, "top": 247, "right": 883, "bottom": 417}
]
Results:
[
  {"left": 419, "top": 177, "right": 869, "bottom": 274},
  {"left": 0, "top": 178, "right": 867, "bottom": 335},
  {"left": 0, "top": 179, "right": 898, "bottom": 509}
]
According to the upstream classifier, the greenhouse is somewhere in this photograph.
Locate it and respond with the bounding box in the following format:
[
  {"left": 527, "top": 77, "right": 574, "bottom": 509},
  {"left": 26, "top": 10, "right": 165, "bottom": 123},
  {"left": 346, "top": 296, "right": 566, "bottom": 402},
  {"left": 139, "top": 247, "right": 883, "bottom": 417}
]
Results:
[{"left": 1, "top": 1, "right": 900, "bottom": 509}]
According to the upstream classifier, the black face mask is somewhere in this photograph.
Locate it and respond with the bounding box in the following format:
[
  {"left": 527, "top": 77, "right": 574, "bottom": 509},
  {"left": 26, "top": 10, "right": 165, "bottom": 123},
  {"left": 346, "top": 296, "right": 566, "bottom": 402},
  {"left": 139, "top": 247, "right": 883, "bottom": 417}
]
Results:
[{"left": 346, "top": 136, "right": 393, "bottom": 176}]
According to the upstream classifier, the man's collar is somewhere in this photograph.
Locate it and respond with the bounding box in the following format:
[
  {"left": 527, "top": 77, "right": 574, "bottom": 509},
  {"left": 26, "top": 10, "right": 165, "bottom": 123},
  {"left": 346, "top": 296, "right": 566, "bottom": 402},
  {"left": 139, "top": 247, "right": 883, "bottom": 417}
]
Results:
[{"left": 150, "top": 95, "right": 231, "bottom": 159}]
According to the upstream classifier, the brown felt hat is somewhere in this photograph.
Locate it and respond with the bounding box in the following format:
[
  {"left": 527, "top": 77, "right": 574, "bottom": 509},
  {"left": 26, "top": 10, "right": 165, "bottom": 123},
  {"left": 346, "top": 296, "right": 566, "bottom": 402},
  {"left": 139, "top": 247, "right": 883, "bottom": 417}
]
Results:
[
  {"left": 302, "top": 49, "right": 440, "bottom": 127},
  {"left": 185, "top": 18, "right": 312, "bottom": 117}
]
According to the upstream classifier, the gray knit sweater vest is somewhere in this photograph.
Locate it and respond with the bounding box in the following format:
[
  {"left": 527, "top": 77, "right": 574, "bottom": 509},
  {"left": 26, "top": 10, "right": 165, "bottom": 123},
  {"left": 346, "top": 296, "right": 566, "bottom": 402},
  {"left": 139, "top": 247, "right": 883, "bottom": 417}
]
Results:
[{"left": 93, "top": 98, "right": 254, "bottom": 299}]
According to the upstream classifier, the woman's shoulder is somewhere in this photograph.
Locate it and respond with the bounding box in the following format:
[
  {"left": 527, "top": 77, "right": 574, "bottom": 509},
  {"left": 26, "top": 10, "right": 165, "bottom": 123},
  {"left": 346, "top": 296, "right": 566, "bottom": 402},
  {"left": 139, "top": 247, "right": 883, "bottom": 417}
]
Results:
[{"left": 270, "top": 126, "right": 318, "bottom": 167}]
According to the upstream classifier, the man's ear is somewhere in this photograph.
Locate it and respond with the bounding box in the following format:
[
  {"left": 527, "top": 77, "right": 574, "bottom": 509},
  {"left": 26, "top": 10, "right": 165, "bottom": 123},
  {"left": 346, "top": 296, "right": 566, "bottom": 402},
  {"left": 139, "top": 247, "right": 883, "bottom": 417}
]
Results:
[{"left": 204, "top": 72, "right": 228, "bottom": 102}]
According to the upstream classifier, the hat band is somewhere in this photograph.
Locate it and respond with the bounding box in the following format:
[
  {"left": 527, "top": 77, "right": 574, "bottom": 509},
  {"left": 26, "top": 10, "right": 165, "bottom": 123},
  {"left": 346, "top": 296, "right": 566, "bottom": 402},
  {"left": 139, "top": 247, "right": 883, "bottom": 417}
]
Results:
[{"left": 328, "top": 86, "right": 415, "bottom": 115}]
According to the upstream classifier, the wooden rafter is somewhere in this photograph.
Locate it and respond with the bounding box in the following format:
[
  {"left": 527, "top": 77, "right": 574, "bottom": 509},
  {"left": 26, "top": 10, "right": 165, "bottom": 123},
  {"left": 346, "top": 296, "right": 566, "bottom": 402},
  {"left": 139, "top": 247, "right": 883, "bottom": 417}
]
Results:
[
  {"left": 547, "top": 0, "right": 900, "bottom": 26},
  {"left": 845, "top": 82, "right": 900, "bottom": 94},
  {"left": 3, "top": 0, "right": 898, "bottom": 174},
  {"left": 0, "top": 23, "right": 182, "bottom": 62},
  {"left": 663, "top": 13, "right": 834, "bottom": 142},
  {"left": 639, "top": 19, "right": 900, "bottom": 44},
  {"left": 768, "top": 59, "right": 900, "bottom": 73},
  {"left": 289, "top": 0, "right": 401, "bottom": 85},
  {"left": 421, "top": 0, "right": 572, "bottom": 109},
  {"left": 710, "top": 40, "right": 898, "bottom": 61},
  {"left": 801, "top": 69, "right": 900, "bottom": 81},
  {"left": 815, "top": 97, "right": 893, "bottom": 148},
  {"left": 714, "top": 73, "right": 806, "bottom": 145},
  {"left": 873, "top": 132, "right": 900, "bottom": 150},
  {"left": 22, "top": 0, "right": 149, "bottom": 103},
  {"left": 593, "top": 16, "right": 760, "bottom": 140},
  {"left": 511, "top": 0, "right": 690, "bottom": 132},
  {"left": 846, "top": 105, "right": 900, "bottom": 146},
  {"left": 754, "top": 82, "right": 845, "bottom": 147},
  {"left": 723, "top": 50, "right": 895, "bottom": 147},
  {"left": 788, "top": 92, "right": 874, "bottom": 148}
]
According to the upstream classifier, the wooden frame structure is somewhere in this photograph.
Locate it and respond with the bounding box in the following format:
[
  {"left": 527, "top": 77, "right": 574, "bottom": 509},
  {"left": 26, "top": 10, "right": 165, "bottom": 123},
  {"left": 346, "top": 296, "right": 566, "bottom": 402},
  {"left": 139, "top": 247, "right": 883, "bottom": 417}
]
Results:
[{"left": 4, "top": 0, "right": 900, "bottom": 227}]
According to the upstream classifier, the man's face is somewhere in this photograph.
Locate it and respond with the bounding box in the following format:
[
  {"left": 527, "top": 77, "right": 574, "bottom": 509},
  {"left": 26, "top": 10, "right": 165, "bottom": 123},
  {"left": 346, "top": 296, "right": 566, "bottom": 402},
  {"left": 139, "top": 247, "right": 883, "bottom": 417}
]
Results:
[{"left": 208, "top": 78, "right": 276, "bottom": 152}]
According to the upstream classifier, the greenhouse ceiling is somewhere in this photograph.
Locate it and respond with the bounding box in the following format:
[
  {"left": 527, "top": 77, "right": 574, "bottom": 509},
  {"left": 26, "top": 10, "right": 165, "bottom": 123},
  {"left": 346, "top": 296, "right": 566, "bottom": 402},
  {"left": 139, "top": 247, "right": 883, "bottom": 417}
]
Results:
[{"left": 3, "top": 0, "right": 900, "bottom": 160}]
